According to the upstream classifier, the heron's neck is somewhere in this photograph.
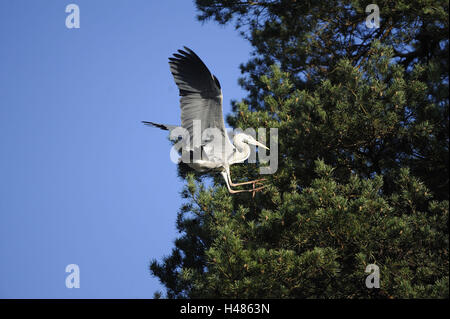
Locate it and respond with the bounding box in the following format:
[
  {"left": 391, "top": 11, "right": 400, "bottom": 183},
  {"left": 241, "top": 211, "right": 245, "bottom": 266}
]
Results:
[{"left": 231, "top": 134, "right": 250, "bottom": 163}]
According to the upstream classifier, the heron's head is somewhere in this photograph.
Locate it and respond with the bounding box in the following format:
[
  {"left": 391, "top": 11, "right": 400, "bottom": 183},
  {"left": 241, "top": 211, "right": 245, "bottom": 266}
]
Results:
[{"left": 236, "top": 133, "right": 269, "bottom": 150}]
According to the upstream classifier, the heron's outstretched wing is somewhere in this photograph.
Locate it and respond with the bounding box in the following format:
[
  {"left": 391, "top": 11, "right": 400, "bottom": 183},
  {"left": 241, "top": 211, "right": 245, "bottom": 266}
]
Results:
[{"left": 169, "top": 47, "right": 233, "bottom": 158}]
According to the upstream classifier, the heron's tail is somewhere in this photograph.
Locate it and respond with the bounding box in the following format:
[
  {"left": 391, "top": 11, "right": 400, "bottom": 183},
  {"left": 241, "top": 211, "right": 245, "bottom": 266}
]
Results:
[{"left": 142, "top": 121, "right": 177, "bottom": 131}]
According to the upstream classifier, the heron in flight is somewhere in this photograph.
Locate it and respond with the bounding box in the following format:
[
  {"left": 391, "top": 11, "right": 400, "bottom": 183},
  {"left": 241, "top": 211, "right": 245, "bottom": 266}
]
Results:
[{"left": 143, "top": 47, "right": 268, "bottom": 195}]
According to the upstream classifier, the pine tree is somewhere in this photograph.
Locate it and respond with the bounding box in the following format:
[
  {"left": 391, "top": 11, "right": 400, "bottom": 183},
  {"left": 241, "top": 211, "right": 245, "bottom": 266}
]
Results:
[{"left": 150, "top": 0, "right": 449, "bottom": 298}]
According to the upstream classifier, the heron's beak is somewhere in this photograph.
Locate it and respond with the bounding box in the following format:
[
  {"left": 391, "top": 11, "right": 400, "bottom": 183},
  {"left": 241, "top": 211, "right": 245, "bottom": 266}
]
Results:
[{"left": 253, "top": 140, "right": 270, "bottom": 151}]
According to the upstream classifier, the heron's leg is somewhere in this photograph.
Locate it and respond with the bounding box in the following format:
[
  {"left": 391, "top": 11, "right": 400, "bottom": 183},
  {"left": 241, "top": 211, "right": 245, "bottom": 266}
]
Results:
[
  {"left": 221, "top": 171, "right": 265, "bottom": 194},
  {"left": 226, "top": 167, "right": 266, "bottom": 187},
  {"left": 225, "top": 167, "right": 266, "bottom": 198},
  {"left": 221, "top": 171, "right": 250, "bottom": 193}
]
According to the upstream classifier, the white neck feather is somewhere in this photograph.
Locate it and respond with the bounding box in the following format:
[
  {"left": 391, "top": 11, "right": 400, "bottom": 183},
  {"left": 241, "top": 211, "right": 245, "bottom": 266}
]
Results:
[{"left": 230, "top": 133, "right": 251, "bottom": 164}]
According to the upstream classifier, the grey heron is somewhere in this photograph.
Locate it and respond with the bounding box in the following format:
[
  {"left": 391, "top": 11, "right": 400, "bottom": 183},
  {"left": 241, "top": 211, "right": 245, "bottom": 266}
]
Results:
[{"left": 143, "top": 47, "right": 268, "bottom": 195}]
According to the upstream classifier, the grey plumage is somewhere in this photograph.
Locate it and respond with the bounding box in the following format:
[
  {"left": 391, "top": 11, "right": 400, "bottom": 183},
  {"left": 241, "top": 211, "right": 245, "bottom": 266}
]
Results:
[{"left": 168, "top": 47, "right": 230, "bottom": 150}]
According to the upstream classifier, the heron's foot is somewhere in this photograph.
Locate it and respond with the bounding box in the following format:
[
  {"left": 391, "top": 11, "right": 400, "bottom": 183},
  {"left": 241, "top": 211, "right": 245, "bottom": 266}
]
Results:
[
  {"left": 253, "top": 178, "right": 266, "bottom": 183},
  {"left": 228, "top": 188, "right": 255, "bottom": 194},
  {"left": 227, "top": 178, "right": 267, "bottom": 196},
  {"left": 251, "top": 183, "right": 267, "bottom": 198},
  {"left": 230, "top": 178, "right": 266, "bottom": 187},
  {"left": 228, "top": 184, "right": 266, "bottom": 195}
]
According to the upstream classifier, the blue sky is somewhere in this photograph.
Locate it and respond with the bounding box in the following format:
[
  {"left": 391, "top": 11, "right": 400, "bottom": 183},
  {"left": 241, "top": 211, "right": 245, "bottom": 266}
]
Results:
[{"left": 0, "top": 0, "right": 251, "bottom": 298}]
